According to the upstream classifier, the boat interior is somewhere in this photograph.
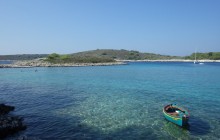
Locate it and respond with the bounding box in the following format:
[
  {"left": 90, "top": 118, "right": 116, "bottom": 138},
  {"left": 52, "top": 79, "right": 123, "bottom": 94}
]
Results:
[{"left": 164, "top": 104, "right": 186, "bottom": 117}]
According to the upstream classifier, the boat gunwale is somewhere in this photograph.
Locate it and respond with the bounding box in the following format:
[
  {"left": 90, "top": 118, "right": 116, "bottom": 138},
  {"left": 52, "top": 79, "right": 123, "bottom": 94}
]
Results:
[{"left": 163, "top": 104, "right": 190, "bottom": 119}]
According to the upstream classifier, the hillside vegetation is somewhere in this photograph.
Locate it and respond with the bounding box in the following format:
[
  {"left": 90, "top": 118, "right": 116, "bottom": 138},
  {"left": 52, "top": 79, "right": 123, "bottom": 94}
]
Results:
[
  {"left": 1, "top": 50, "right": 220, "bottom": 62},
  {"left": 0, "top": 54, "right": 48, "bottom": 60},
  {"left": 185, "top": 52, "right": 220, "bottom": 60},
  {"left": 46, "top": 50, "right": 220, "bottom": 63},
  {"left": 45, "top": 49, "right": 181, "bottom": 63},
  {"left": 70, "top": 49, "right": 181, "bottom": 60},
  {"left": 46, "top": 53, "right": 116, "bottom": 63}
]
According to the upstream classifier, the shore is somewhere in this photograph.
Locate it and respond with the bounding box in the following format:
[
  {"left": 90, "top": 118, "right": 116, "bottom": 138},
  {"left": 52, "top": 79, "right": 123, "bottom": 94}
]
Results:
[
  {"left": 0, "top": 59, "right": 127, "bottom": 68},
  {"left": 1, "top": 59, "right": 220, "bottom": 68},
  {"left": 118, "top": 59, "right": 220, "bottom": 62}
]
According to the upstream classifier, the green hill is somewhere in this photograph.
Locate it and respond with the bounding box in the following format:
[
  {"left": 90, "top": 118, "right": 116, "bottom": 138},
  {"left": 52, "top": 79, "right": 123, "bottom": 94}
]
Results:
[
  {"left": 45, "top": 49, "right": 182, "bottom": 63},
  {"left": 70, "top": 49, "right": 181, "bottom": 60},
  {"left": 185, "top": 52, "right": 220, "bottom": 60},
  {"left": 46, "top": 52, "right": 115, "bottom": 63},
  {"left": 0, "top": 54, "right": 48, "bottom": 60},
  {"left": 1, "top": 50, "right": 220, "bottom": 63}
]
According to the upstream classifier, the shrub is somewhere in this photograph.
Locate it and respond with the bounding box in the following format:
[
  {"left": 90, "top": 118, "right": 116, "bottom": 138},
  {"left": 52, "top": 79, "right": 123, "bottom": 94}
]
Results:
[{"left": 48, "top": 53, "right": 60, "bottom": 60}]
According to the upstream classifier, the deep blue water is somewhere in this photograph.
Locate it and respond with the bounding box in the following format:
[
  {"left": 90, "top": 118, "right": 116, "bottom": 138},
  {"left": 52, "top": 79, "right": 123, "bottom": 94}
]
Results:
[
  {"left": 1, "top": 62, "right": 220, "bottom": 139},
  {"left": 0, "top": 60, "right": 13, "bottom": 64}
]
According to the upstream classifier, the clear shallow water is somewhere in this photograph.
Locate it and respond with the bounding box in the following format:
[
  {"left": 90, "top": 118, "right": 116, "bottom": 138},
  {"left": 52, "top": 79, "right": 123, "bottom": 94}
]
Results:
[{"left": 0, "top": 62, "right": 220, "bottom": 139}]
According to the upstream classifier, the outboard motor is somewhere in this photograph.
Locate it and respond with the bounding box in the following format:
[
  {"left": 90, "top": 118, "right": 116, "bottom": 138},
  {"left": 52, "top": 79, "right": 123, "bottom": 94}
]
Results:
[{"left": 182, "top": 114, "right": 189, "bottom": 125}]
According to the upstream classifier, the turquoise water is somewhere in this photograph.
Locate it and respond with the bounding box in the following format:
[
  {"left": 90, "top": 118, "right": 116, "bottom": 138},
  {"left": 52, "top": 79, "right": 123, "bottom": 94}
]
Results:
[{"left": 1, "top": 62, "right": 220, "bottom": 139}]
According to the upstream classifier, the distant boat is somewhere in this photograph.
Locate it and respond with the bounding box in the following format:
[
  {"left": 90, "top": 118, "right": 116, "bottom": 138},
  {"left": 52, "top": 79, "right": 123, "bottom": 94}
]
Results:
[
  {"left": 194, "top": 49, "right": 198, "bottom": 64},
  {"left": 163, "top": 104, "right": 189, "bottom": 127},
  {"left": 194, "top": 50, "right": 204, "bottom": 65}
]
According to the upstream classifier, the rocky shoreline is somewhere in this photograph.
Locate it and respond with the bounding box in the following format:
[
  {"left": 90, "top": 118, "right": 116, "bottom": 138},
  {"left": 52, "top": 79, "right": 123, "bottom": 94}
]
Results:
[
  {"left": 0, "top": 104, "right": 26, "bottom": 139},
  {"left": 120, "top": 59, "right": 220, "bottom": 62},
  {"left": 0, "top": 59, "right": 127, "bottom": 68},
  {"left": 0, "top": 59, "right": 220, "bottom": 68}
]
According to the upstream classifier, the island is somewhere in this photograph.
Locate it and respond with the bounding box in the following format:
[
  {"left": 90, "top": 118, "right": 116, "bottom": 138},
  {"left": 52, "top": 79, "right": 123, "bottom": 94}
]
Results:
[{"left": 0, "top": 49, "right": 220, "bottom": 68}]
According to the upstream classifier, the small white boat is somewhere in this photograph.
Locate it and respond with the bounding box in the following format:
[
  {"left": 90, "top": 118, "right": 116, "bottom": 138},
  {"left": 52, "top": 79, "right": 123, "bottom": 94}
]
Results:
[
  {"left": 194, "top": 49, "right": 204, "bottom": 65},
  {"left": 194, "top": 49, "right": 197, "bottom": 64}
]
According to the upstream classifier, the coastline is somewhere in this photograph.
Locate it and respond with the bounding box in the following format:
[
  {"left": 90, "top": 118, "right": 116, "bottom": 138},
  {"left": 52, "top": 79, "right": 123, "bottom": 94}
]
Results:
[
  {"left": 118, "top": 59, "right": 220, "bottom": 63},
  {"left": 1, "top": 59, "right": 220, "bottom": 68},
  {"left": 0, "top": 59, "right": 127, "bottom": 68}
]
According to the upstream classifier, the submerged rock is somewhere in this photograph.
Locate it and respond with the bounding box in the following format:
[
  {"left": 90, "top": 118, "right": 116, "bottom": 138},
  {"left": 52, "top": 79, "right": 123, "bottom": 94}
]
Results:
[
  {"left": 0, "top": 104, "right": 26, "bottom": 139},
  {"left": 0, "top": 104, "right": 15, "bottom": 115}
]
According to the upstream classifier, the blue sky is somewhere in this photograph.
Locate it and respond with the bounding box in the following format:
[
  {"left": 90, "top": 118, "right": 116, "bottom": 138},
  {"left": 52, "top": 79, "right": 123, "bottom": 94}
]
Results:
[{"left": 0, "top": 0, "right": 220, "bottom": 56}]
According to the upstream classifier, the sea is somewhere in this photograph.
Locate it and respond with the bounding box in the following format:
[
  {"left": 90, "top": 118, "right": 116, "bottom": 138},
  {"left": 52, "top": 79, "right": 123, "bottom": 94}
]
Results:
[
  {"left": 0, "top": 62, "right": 220, "bottom": 140},
  {"left": 0, "top": 60, "right": 13, "bottom": 64}
]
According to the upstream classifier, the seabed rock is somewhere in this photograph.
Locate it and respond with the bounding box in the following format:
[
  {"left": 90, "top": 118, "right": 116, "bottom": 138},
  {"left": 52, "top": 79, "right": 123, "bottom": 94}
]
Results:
[
  {"left": 0, "top": 104, "right": 26, "bottom": 139},
  {"left": 0, "top": 104, "right": 15, "bottom": 114}
]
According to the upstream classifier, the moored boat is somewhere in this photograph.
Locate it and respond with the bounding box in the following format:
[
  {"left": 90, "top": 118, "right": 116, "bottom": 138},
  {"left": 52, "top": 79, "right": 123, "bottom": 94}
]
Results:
[{"left": 163, "top": 104, "right": 189, "bottom": 127}]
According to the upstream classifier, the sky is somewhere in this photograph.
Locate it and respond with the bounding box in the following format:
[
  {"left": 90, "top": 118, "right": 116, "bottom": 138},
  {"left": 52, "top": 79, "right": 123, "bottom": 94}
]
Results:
[{"left": 0, "top": 0, "right": 220, "bottom": 56}]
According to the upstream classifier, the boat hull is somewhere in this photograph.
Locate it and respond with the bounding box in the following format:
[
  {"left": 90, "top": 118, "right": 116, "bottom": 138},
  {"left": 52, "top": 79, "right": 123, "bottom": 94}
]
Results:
[{"left": 163, "top": 105, "right": 189, "bottom": 127}]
